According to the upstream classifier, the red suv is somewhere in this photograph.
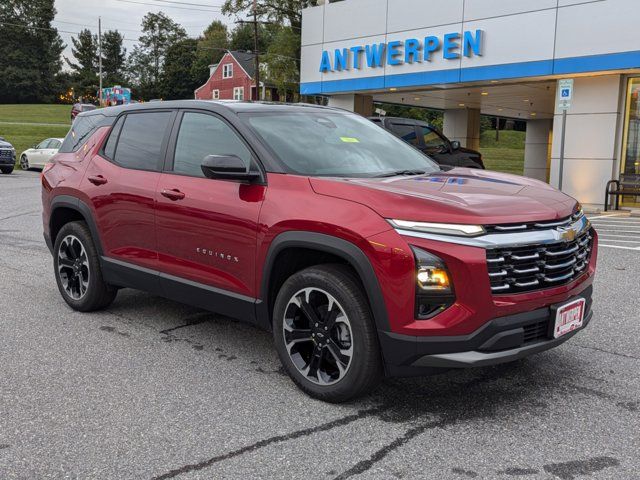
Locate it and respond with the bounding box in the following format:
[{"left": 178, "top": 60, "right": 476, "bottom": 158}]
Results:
[{"left": 42, "top": 101, "right": 597, "bottom": 402}]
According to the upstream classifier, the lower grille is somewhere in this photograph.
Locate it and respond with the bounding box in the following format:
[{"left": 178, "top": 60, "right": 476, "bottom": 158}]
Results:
[
  {"left": 487, "top": 228, "right": 594, "bottom": 294},
  {"left": 523, "top": 320, "right": 548, "bottom": 343}
]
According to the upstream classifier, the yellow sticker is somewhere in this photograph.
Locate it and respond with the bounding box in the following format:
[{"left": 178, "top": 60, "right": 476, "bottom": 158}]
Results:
[{"left": 340, "top": 137, "right": 360, "bottom": 143}]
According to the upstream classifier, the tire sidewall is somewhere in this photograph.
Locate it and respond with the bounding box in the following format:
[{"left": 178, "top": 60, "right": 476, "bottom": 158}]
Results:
[{"left": 273, "top": 266, "right": 381, "bottom": 402}]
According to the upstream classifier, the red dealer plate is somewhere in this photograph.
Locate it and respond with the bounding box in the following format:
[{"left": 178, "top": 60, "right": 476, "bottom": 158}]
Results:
[{"left": 554, "top": 298, "right": 586, "bottom": 339}]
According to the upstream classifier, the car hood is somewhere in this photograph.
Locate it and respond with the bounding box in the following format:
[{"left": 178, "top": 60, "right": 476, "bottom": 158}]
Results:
[
  {"left": 0, "top": 140, "right": 13, "bottom": 148},
  {"left": 310, "top": 168, "right": 578, "bottom": 225}
]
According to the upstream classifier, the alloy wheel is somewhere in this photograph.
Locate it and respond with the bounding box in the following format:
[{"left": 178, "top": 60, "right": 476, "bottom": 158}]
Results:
[
  {"left": 282, "top": 287, "right": 354, "bottom": 386},
  {"left": 20, "top": 156, "right": 29, "bottom": 170},
  {"left": 57, "top": 235, "right": 90, "bottom": 300}
]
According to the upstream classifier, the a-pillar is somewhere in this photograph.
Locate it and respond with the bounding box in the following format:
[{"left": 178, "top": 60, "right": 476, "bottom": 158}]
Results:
[
  {"left": 523, "top": 119, "right": 552, "bottom": 182},
  {"left": 327, "top": 94, "right": 374, "bottom": 117},
  {"left": 549, "top": 75, "right": 624, "bottom": 209},
  {"left": 443, "top": 108, "right": 481, "bottom": 151}
]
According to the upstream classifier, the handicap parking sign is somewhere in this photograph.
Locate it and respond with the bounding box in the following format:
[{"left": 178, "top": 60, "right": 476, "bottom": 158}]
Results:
[
  {"left": 561, "top": 88, "right": 571, "bottom": 98},
  {"left": 558, "top": 79, "right": 574, "bottom": 110}
]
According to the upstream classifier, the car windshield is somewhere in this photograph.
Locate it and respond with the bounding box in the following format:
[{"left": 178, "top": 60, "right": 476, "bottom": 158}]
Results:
[{"left": 242, "top": 110, "right": 440, "bottom": 177}]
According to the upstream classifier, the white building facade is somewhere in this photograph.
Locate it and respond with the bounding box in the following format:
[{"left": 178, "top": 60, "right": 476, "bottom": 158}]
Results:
[{"left": 300, "top": 0, "right": 640, "bottom": 209}]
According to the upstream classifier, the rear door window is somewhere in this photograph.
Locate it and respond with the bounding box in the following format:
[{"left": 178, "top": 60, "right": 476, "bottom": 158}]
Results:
[
  {"left": 113, "top": 112, "right": 173, "bottom": 171},
  {"left": 390, "top": 123, "right": 419, "bottom": 146}
]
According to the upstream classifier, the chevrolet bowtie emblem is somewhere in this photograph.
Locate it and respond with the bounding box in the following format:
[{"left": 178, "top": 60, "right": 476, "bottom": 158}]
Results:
[{"left": 558, "top": 226, "right": 578, "bottom": 242}]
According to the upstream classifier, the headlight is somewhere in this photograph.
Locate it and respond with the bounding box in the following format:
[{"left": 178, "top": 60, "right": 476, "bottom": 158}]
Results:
[
  {"left": 389, "top": 219, "right": 485, "bottom": 237},
  {"left": 412, "top": 247, "right": 455, "bottom": 319}
]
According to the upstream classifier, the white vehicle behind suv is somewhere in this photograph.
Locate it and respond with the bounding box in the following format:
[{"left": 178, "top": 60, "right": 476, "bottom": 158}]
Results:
[{"left": 20, "top": 138, "right": 64, "bottom": 170}]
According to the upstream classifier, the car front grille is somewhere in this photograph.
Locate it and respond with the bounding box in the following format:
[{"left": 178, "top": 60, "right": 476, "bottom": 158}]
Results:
[
  {"left": 486, "top": 228, "right": 594, "bottom": 294},
  {"left": 0, "top": 149, "right": 13, "bottom": 159},
  {"left": 523, "top": 320, "right": 549, "bottom": 343}
]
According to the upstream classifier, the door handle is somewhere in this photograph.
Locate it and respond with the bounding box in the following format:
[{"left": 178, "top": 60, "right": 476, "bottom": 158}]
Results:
[
  {"left": 88, "top": 175, "right": 107, "bottom": 186},
  {"left": 161, "top": 189, "right": 186, "bottom": 201}
]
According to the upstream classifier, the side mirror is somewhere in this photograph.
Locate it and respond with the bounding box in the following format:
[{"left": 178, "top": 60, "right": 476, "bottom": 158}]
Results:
[
  {"left": 450, "top": 140, "right": 461, "bottom": 151},
  {"left": 201, "top": 154, "right": 260, "bottom": 181}
]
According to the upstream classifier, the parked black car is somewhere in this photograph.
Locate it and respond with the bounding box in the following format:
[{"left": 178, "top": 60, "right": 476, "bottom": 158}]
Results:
[
  {"left": 370, "top": 116, "right": 485, "bottom": 169},
  {"left": 0, "top": 137, "right": 16, "bottom": 174}
]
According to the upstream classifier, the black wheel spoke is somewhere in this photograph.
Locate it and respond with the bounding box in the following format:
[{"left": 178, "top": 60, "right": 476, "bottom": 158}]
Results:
[
  {"left": 58, "top": 257, "right": 75, "bottom": 268},
  {"left": 286, "top": 328, "right": 313, "bottom": 343},
  {"left": 326, "top": 339, "right": 351, "bottom": 371},
  {"left": 306, "top": 346, "right": 323, "bottom": 380},
  {"left": 299, "top": 297, "right": 322, "bottom": 326}
]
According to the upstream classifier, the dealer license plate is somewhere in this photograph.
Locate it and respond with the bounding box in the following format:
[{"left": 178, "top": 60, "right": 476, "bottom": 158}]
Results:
[{"left": 553, "top": 298, "right": 586, "bottom": 339}]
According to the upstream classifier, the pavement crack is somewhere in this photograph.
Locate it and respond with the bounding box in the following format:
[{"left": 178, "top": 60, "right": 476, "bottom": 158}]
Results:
[
  {"left": 0, "top": 209, "right": 39, "bottom": 222},
  {"left": 159, "top": 315, "right": 210, "bottom": 335},
  {"left": 543, "top": 456, "right": 620, "bottom": 480},
  {"left": 150, "top": 405, "right": 388, "bottom": 480},
  {"left": 332, "top": 418, "right": 449, "bottom": 480},
  {"left": 569, "top": 343, "right": 639, "bottom": 360}
]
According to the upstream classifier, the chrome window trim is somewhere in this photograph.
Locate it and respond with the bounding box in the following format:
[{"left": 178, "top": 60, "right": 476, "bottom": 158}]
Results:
[{"left": 394, "top": 215, "right": 591, "bottom": 249}]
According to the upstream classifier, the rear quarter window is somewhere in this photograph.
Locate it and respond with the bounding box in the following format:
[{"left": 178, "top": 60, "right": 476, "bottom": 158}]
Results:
[{"left": 59, "top": 114, "right": 113, "bottom": 153}]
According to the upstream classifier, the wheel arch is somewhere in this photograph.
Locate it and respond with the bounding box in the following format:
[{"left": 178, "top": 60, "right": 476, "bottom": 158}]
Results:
[
  {"left": 258, "top": 231, "right": 390, "bottom": 334},
  {"left": 49, "top": 195, "right": 104, "bottom": 255}
]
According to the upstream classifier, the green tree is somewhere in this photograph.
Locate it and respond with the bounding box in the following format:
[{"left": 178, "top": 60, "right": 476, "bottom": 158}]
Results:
[
  {"left": 229, "top": 22, "right": 274, "bottom": 53},
  {"left": 65, "top": 28, "right": 98, "bottom": 97},
  {"left": 192, "top": 20, "right": 229, "bottom": 86},
  {"left": 263, "top": 26, "right": 299, "bottom": 98},
  {"left": 138, "top": 12, "right": 187, "bottom": 88},
  {"left": 102, "top": 30, "right": 127, "bottom": 86},
  {"left": 222, "top": 0, "right": 315, "bottom": 31},
  {"left": 0, "top": 0, "right": 64, "bottom": 103},
  {"left": 161, "top": 38, "right": 199, "bottom": 100}
]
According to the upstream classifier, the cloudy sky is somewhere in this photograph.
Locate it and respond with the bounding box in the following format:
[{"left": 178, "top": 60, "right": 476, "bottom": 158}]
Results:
[{"left": 53, "top": 0, "right": 233, "bottom": 65}]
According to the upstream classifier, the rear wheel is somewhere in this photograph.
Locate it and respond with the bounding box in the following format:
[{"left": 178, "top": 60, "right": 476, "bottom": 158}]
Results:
[
  {"left": 20, "top": 155, "right": 29, "bottom": 170},
  {"left": 53, "top": 221, "right": 117, "bottom": 312},
  {"left": 0, "top": 166, "right": 13, "bottom": 174},
  {"left": 273, "top": 264, "right": 383, "bottom": 403}
]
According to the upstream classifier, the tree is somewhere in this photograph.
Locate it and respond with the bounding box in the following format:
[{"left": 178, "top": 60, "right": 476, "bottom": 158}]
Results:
[
  {"left": 229, "top": 22, "right": 273, "bottom": 53},
  {"left": 138, "top": 12, "right": 187, "bottom": 89},
  {"left": 65, "top": 28, "right": 98, "bottom": 97},
  {"left": 192, "top": 20, "right": 229, "bottom": 86},
  {"left": 222, "top": 0, "right": 316, "bottom": 31},
  {"left": 161, "top": 38, "right": 199, "bottom": 100},
  {"left": 0, "top": 0, "right": 64, "bottom": 103},
  {"left": 263, "top": 27, "right": 298, "bottom": 98},
  {"left": 102, "top": 30, "right": 127, "bottom": 86}
]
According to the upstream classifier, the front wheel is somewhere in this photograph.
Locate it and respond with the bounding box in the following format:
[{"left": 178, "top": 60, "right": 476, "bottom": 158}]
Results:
[
  {"left": 20, "top": 155, "right": 29, "bottom": 170},
  {"left": 53, "top": 221, "right": 117, "bottom": 312},
  {"left": 273, "top": 264, "right": 383, "bottom": 403}
]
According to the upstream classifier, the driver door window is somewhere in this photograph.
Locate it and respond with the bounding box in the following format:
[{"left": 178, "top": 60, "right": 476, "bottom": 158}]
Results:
[
  {"left": 421, "top": 127, "right": 448, "bottom": 153},
  {"left": 172, "top": 112, "right": 252, "bottom": 177}
]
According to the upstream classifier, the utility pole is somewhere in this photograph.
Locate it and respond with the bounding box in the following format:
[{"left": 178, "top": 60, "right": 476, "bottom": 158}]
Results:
[
  {"left": 253, "top": 0, "right": 260, "bottom": 101},
  {"left": 98, "top": 17, "right": 103, "bottom": 107}
]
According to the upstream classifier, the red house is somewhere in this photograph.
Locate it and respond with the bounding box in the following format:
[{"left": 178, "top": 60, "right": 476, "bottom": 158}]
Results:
[{"left": 195, "top": 51, "right": 258, "bottom": 101}]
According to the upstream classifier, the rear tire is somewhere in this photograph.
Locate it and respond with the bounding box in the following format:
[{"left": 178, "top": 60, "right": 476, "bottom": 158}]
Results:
[
  {"left": 273, "top": 264, "right": 383, "bottom": 403},
  {"left": 0, "top": 166, "right": 13, "bottom": 174},
  {"left": 53, "top": 221, "right": 117, "bottom": 312}
]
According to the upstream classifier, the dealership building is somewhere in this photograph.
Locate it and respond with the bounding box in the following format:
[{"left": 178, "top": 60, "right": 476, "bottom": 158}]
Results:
[{"left": 300, "top": 0, "right": 640, "bottom": 209}]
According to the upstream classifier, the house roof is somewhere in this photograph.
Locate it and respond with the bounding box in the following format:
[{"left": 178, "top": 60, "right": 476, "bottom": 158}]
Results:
[{"left": 228, "top": 50, "right": 257, "bottom": 79}]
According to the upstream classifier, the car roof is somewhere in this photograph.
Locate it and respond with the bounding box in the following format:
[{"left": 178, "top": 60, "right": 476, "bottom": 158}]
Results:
[{"left": 79, "top": 100, "right": 346, "bottom": 119}]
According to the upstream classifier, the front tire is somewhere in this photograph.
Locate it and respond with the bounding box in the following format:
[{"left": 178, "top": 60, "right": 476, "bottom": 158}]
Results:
[
  {"left": 0, "top": 166, "right": 13, "bottom": 174},
  {"left": 273, "top": 264, "right": 383, "bottom": 403},
  {"left": 53, "top": 221, "right": 117, "bottom": 312},
  {"left": 20, "top": 155, "right": 29, "bottom": 170}
]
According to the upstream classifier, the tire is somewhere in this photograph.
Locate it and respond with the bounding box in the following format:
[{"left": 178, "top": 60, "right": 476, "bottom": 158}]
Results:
[
  {"left": 273, "top": 264, "right": 383, "bottom": 403},
  {"left": 53, "top": 221, "right": 117, "bottom": 312},
  {"left": 0, "top": 166, "right": 13, "bottom": 174},
  {"left": 20, "top": 155, "right": 29, "bottom": 170}
]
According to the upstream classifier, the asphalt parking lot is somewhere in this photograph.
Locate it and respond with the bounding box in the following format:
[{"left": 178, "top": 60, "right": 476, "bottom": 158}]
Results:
[{"left": 1, "top": 170, "right": 639, "bottom": 480}]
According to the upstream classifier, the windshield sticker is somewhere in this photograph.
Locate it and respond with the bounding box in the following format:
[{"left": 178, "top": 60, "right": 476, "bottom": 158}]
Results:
[{"left": 340, "top": 137, "right": 360, "bottom": 143}]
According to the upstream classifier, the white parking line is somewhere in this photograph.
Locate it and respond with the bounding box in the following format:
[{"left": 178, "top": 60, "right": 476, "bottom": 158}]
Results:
[
  {"left": 600, "top": 244, "right": 640, "bottom": 251},
  {"left": 597, "top": 233, "right": 640, "bottom": 239},
  {"left": 587, "top": 213, "right": 630, "bottom": 220},
  {"left": 597, "top": 239, "right": 640, "bottom": 244}
]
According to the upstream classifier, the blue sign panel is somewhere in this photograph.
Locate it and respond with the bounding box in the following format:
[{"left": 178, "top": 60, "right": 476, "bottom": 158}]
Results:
[{"left": 319, "top": 29, "right": 484, "bottom": 73}]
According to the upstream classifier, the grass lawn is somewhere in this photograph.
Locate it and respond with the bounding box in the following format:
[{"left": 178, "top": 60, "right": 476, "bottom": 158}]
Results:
[
  {"left": 479, "top": 130, "right": 525, "bottom": 175},
  {"left": 0, "top": 105, "right": 72, "bottom": 168}
]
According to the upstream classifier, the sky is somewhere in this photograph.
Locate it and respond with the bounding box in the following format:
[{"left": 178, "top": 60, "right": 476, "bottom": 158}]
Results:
[{"left": 53, "top": 0, "right": 234, "bottom": 67}]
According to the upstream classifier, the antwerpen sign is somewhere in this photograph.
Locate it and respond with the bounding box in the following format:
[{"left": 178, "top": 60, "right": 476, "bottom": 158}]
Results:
[{"left": 319, "top": 30, "right": 484, "bottom": 73}]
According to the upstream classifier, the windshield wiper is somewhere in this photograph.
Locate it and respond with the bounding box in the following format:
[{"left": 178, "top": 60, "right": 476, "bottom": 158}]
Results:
[{"left": 373, "top": 169, "right": 427, "bottom": 178}]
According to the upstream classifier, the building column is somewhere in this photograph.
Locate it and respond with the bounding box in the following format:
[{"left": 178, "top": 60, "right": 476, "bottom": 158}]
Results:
[
  {"left": 523, "top": 119, "right": 552, "bottom": 182},
  {"left": 327, "top": 94, "right": 374, "bottom": 117},
  {"left": 549, "top": 75, "right": 624, "bottom": 209},
  {"left": 443, "top": 108, "right": 481, "bottom": 151}
]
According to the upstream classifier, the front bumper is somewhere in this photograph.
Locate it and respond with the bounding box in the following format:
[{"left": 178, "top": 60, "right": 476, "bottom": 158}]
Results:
[{"left": 381, "top": 285, "right": 592, "bottom": 377}]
